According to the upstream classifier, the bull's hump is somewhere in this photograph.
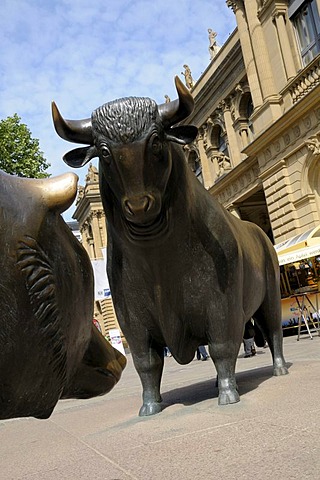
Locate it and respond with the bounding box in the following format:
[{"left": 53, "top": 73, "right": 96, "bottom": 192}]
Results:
[
  {"left": 23, "top": 172, "right": 79, "bottom": 214},
  {"left": 38, "top": 173, "right": 78, "bottom": 213}
]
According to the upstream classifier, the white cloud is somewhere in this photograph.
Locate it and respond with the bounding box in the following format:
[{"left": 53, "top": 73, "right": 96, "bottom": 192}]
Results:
[{"left": 0, "top": 0, "right": 236, "bottom": 220}]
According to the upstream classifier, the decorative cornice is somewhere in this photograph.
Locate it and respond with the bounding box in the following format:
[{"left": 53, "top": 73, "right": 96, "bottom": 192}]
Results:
[
  {"left": 208, "top": 155, "right": 259, "bottom": 205},
  {"left": 216, "top": 163, "right": 260, "bottom": 205},
  {"left": 258, "top": 0, "right": 279, "bottom": 21},
  {"left": 271, "top": 6, "right": 287, "bottom": 23},
  {"left": 243, "top": 86, "right": 320, "bottom": 157},
  {"left": 259, "top": 159, "right": 286, "bottom": 181},
  {"left": 92, "top": 209, "right": 105, "bottom": 219},
  {"left": 293, "top": 193, "right": 316, "bottom": 209}
]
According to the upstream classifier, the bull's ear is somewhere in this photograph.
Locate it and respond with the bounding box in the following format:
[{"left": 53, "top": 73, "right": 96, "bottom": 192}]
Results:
[
  {"left": 165, "top": 125, "right": 198, "bottom": 145},
  {"left": 63, "top": 146, "right": 98, "bottom": 168}
]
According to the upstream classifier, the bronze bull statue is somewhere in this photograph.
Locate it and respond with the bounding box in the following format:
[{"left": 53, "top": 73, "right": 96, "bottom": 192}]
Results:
[
  {"left": 0, "top": 170, "right": 126, "bottom": 420},
  {"left": 52, "top": 76, "right": 288, "bottom": 416}
]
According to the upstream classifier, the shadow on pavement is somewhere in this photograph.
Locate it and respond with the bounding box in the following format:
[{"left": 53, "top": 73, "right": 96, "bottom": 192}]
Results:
[{"left": 161, "top": 363, "right": 292, "bottom": 410}]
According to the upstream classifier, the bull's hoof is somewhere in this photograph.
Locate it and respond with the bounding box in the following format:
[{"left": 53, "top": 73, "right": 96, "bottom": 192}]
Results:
[
  {"left": 273, "top": 365, "right": 289, "bottom": 376},
  {"left": 218, "top": 389, "right": 240, "bottom": 405},
  {"left": 139, "top": 401, "right": 162, "bottom": 417}
]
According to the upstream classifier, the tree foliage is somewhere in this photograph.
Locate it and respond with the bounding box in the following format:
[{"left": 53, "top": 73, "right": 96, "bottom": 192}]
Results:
[{"left": 0, "top": 114, "right": 50, "bottom": 178}]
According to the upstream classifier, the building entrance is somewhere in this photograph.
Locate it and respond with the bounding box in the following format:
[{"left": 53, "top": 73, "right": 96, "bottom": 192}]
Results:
[{"left": 235, "top": 189, "right": 273, "bottom": 243}]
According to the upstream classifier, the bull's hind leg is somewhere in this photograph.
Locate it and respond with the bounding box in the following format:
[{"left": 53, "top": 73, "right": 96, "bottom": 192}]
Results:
[{"left": 253, "top": 295, "right": 288, "bottom": 376}]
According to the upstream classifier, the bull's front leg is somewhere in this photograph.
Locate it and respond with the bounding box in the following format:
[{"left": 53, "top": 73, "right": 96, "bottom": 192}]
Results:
[
  {"left": 209, "top": 341, "right": 240, "bottom": 405},
  {"left": 131, "top": 343, "right": 164, "bottom": 416}
]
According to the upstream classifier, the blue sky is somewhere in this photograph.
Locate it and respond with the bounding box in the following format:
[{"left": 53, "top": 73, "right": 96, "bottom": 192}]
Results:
[{"left": 0, "top": 0, "right": 236, "bottom": 220}]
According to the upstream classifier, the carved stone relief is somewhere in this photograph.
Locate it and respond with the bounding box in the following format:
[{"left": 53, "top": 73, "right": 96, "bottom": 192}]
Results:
[
  {"left": 226, "top": 0, "right": 244, "bottom": 13},
  {"left": 260, "top": 112, "right": 320, "bottom": 168},
  {"left": 303, "top": 116, "right": 312, "bottom": 130},
  {"left": 306, "top": 134, "right": 320, "bottom": 155},
  {"left": 212, "top": 152, "right": 232, "bottom": 178},
  {"left": 293, "top": 126, "right": 301, "bottom": 138},
  {"left": 184, "top": 143, "right": 202, "bottom": 173},
  {"left": 217, "top": 165, "right": 260, "bottom": 205},
  {"left": 284, "top": 133, "right": 290, "bottom": 146}
]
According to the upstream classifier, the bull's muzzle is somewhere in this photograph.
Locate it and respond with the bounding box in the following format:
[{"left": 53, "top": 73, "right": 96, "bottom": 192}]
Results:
[
  {"left": 122, "top": 194, "right": 157, "bottom": 223},
  {"left": 61, "top": 327, "right": 126, "bottom": 400}
]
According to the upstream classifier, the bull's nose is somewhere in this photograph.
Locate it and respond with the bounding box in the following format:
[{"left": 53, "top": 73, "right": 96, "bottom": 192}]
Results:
[{"left": 123, "top": 195, "right": 154, "bottom": 217}]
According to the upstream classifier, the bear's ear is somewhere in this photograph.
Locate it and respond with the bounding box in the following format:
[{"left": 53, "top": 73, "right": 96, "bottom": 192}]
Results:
[
  {"left": 165, "top": 125, "right": 198, "bottom": 145},
  {"left": 63, "top": 146, "right": 98, "bottom": 168}
]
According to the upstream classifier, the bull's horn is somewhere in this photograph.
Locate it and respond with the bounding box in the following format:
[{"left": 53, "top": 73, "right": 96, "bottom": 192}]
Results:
[
  {"left": 52, "top": 101, "right": 93, "bottom": 145},
  {"left": 158, "top": 76, "right": 194, "bottom": 126}
]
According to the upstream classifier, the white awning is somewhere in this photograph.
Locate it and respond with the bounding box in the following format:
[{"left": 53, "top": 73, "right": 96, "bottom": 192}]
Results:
[
  {"left": 278, "top": 244, "right": 320, "bottom": 266},
  {"left": 274, "top": 225, "right": 320, "bottom": 253},
  {"left": 274, "top": 225, "right": 320, "bottom": 265}
]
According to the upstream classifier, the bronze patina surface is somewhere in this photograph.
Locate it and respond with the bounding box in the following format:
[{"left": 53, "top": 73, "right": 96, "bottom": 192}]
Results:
[
  {"left": 53, "top": 76, "right": 287, "bottom": 416},
  {"left": 0, "top": 170, "right": 125, "bottom": 420}
]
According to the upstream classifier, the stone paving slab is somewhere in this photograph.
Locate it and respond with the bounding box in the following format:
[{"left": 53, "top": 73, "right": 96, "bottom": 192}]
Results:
[{"left": 0, "top": 335, "right": 320, "bottom": 479}]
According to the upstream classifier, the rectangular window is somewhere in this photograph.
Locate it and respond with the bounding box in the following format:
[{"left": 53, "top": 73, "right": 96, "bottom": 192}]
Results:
[{"left": 290, "top": 0, "right": 320, "bottom": 66}]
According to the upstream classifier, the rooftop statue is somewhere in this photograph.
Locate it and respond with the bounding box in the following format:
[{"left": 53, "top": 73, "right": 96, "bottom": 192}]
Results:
[
  {"left": 208, "top": 29, "right": 221, "bottom": 59},
  {"left": 181, "top": 64, "right": 194, "bottom": 89},
  {"left": 52, "top": 76, "right": 288, "bottom": 417},
  {"left": 85, "top": 162, "right": 99, "bottom": 183}
]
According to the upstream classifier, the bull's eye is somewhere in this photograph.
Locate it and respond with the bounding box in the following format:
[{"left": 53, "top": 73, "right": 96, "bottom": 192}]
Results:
[
  {"left": 151, "top": 136, "right": 162, "bottom": 156},
  {"left": 100, "top": 145, "right": 111, "bottom": 163}
]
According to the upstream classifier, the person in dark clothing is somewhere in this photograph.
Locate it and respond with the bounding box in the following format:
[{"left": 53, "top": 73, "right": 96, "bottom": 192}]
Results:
[
  {"left": 196, "top": 345, "right": 209, "bottom": 361},
  {"left": 243, "top": 319, "right": 257, "bottom": 358}
]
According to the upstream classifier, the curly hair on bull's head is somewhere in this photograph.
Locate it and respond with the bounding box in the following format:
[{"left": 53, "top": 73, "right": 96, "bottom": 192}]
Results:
[{"left": 91, "top": 97, "right": 159, "bottom": 145}]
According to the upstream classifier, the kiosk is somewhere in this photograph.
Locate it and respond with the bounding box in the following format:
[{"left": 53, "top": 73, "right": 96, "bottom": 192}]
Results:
[{"left": 275, "top": 226, "right": 320, "bottom": 340}]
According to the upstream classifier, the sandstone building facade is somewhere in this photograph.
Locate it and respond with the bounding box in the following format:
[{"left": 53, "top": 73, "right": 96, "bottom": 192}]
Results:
[{"left": 188, "top": 0, "right": 320, "bottom": 245}]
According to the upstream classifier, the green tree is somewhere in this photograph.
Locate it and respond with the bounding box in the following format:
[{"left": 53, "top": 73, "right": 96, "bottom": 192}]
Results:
[{"left": 0, "top": 114, "right": 50, "bottom": 178}]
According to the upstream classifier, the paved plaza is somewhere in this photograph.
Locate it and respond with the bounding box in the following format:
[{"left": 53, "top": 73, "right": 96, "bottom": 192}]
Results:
[{"left": 1, "top": 333, "right": 320, "bottom": 479}]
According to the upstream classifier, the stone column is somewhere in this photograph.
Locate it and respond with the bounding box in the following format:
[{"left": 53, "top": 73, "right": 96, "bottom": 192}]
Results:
[
  {"left": 206, "top": 148, "right": 220, "bottom": 178},
  {"left": 236, "top": 120, "right": 250, "bottom": 149},
  {"left": 242, "top": 0, "right": 277, "bottom": 100},
  {"left": 80, "top": 225, "right": 90, "bottom": 258},
  {"left": 97, "top": 210, "right": 107, "bottom": 247},
  {"left": 91, "top": 211, "right": 104, "bottom": 258},
  {"left": 227, "top": 0, "right": 263, "bottom": 108},
  {"left": 88, "top": 238, "right": 96, "bottom": 259},
  {"left": 240, "top": 128, "right": 249, "bottom": 149},
  {"left": 197, "top": 126, "right": 216, "bottom": 188},
  {"left": 272, "top": 9, "right": 297, "bottom": 80},
  {"left": 82, "top": 221, "right": 95, "bottom": 259},
  {"left": 220, "top": 99, "right": 242, "bottom": 166}
]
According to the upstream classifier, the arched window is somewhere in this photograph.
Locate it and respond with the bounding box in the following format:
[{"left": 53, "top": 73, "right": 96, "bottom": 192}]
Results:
[
  {"left": 208, "top": 124, "right": 232, "bottom": 178},
  {"left": 247, "top": 96, "right": 254, "bottom": 135},
  {"left": 212, "top": 125, "right": 229, "bottom": 158},
  {"left": 188, "top": 150, "right": 203, "bottom": 184},
  {"left": 246, "top": 97, "right": 254, "bottom": 118},
  {"left": 240, "top": 93, "right": 253, "bottom": 127},
  {"left": 237, "top": 92, "right": 254, "bottom": 141}
]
